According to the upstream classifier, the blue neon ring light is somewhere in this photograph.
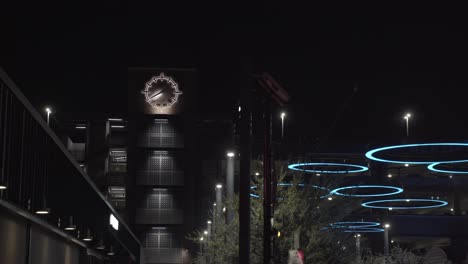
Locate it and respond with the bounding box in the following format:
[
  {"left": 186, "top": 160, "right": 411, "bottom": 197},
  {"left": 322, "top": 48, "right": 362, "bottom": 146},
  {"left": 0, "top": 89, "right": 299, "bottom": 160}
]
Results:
[
  {"left": 288, "top": 162, "right": 368, "bottom": 173},
  {"left": 329, "top": 221, "right": 380, "bottom": 229},
  {"left": 250, "top": 183, "right": 331, "bottom": 199},
  {"left": 361, "top": 198, "right": 448, "bottom": 210},
  {"left": 331, "top": 185, "right": 403, "bottom": 197},
  {"left": 343, "top": 227, "right": 384, "bottom": 233},
  {"left": 427, "top": 160, "right": 468, "bottom": 174},
  {"left": 365, "top": 143, "right": 468, "bottom": 164}
]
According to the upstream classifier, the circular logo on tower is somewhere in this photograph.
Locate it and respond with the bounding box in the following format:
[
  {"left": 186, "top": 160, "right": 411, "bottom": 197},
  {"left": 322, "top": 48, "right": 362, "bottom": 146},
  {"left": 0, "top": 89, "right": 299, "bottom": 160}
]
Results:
[{"left": 141, "top": 73, "right": 182, "bottom": 108}]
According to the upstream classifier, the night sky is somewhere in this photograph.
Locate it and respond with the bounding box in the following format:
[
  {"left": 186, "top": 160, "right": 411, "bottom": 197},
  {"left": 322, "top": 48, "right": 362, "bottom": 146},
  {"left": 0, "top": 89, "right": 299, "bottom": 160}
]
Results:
[{"left": 2, "top": 3, "right": 467, "bottom": 146}]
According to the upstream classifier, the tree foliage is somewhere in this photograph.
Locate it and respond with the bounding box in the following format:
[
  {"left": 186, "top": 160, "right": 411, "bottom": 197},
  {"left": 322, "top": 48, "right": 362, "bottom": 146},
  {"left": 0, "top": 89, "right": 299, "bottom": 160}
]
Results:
[{"left": 190, "top": 163, "right": 363, "bottom": 263}]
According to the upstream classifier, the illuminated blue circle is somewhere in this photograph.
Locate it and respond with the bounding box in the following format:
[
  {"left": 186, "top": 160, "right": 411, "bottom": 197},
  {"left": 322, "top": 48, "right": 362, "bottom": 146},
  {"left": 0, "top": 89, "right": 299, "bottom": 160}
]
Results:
[
  {"left": 361, "top": 199, "right": 448, "bottom": 210},
  {"left": 331, "top": 185, "right": 403, "bottom": 197},
  {"left": 343, "top": 227, "right": 384, "bottom": 233},
  {"left": 365, "top": 143, "right": 468, "bottom": 164},
  {"left": 288, "top": 163, "right": 368, "bottom": 174},
  {"left": 250, "top": 183, "right": 331, "bottom": 199},
  {"left": 330, "top": 221, "right": 380, "bottom": 229},
  {"left": 427, "top": 160, "right": 468, "bottom": 174}
]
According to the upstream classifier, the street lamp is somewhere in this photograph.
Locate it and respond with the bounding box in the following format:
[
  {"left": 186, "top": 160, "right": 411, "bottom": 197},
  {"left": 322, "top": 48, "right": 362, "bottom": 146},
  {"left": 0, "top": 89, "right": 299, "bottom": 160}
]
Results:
[
  {"left": 384, "top": 223, "right": 390, "bottom": 256},
  {"left": 215, "top": 184, "right": 223, "bottom": 220},
  {"left": 280, "top": 112, "right": 286, "bottom": 140},
  {"left": 403, "top": 113, "right": 411, "bottom": 137},
  {"left": 45, "top": 107, "right": 52, "bottom": 125}
]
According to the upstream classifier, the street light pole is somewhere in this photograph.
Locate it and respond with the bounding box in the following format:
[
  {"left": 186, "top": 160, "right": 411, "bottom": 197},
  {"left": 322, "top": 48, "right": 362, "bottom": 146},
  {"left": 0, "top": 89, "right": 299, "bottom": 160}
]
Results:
[
  {"left": 215, "top": 184, "right": 223, "bottom": 220},
  {"left": 384, "top": 224, "right": 390, "bottom": 256},
  {"left": 226, "top": 152, "right": 235, "bottom": 224},
  {"left": 404, "top": 113, "right": 411, "bottom": 137},
  {"left": 355, "top": 233, "right": 361, "bottom": 263},
  {"left": 45, "top": 107, "right": 52, "bottom": 126},
  {"left": 280, "top": 112, "right": 285, "bottom": 140}
]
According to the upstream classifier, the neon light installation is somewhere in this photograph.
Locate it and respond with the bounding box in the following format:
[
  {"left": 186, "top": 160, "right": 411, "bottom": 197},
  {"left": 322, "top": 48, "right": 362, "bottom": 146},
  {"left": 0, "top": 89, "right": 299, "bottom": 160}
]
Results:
[
  {"left": 331, "top": 185, "right": 403, "bottom": 197},
  {"left": 250, "top": 183, "right": 331, "bottom": 199},
  {"left": 288, "top": 163, "right": 368, "bottom": 174},
  {"left": 361, "top": 198, "right": 448, "bottom": 210},
  {"left": 365, "top": 143, "right": 468, "bottom": 164},
  {"left": 329, "top": 221, "right": 380, "bottom": 229},
  {"left": 343, "top": 227, "right": 384, "bottom": 233},
  {"left": 427, "top": 160, "right": 468, "bottom": 174}
]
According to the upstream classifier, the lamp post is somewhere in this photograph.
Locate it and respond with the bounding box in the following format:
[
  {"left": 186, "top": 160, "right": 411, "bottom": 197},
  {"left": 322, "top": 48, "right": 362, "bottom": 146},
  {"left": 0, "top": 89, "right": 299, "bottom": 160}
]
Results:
[
  {"left": 45, "top": 107, "right": 52, "bottom": 125},
  {"left": 384, "top": 224, "right": 390, "bottom": 256},
  {"left": 226, "top": 152, "right": 235, "bottom": 224},
  {"left": 355, "top": 233, "right": 361, "bottom": 264},
  {"left": 404, "top": 113, "right": 411, "bottom": 137},
  {"left": 215, "top": 184, "right": 223, "bottom": 221},
  {"left": 280, "top": 112, "right": 286, "bottom": 140}
]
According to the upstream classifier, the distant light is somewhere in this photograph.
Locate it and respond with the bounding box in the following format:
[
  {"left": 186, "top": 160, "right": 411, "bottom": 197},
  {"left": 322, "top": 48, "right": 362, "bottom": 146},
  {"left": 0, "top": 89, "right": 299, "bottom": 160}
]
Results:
[
  {"left": 96, "top": 243, "right": 105, "bottom": 250},
  {"left": 111, "top": 150, "right": 126, "bottom": 153},
  {"left": 451, "top": 208, "right": 454, "bottom": 212},
  {"left": 207, "top": 220, "right": 212, "bottom": 224},
  {"left": 108, "top": 118, "right": 123, "bottom": 121},
  {"left": 65, "top": 225, "right": 76, "bottom": 231},
  {"left": 238, "top": 106, "right": 241, "bottom": 112},
  {"left": 45, "top": 107, "right": 52, "bottom": 114},
  {"left": 75, "top": 126, "right": 86, "bottom": 129},
  {"left": 223, "top": 207, "right": 226, "bottom": 213},
  {"left": 450, "top": 175, "right": 453, "bottom": 179},
  {"left": 79, "top": 164, "right": 85, "bottom": 167},
  {"left": 83, "top": 237, "right": 93, "bottom": 242},
  {"left": 316, "top": 173, "right": 321, "bottom": 176},
  {"left": 107, "top": 251, "right": 115, "bottom": 256},
  {"left": 406, "top": 199, "right": 410, "bottom": 202},
  {"left": 388, "top": 207, "right": 393, "bottom": 211},
  {"left": 35, "top": 209, "right": 50, "bottom": 215},
  {"left": 357, "top": 234, "right": 361, "bottom": 237},
  {"left": 391, "top": 240, "right": 394, "bottom": 243},
  {"left": 328, "top": 197, "right": 333, "bottom": 201},
  {"left": 213, "top": 203, "right": 217, "bottom": 206},
  {"left": 200, "top": 237, "right": 204, "bottom": 241},
  {"left": 281, "top": 112, "right": 286, "bottom": 118},
  {"left": 204, "top": 230, "right": 208, "bottom": 235},
  {"left": 111, "top": 125, "right": 125, "bottom": 128},
  {"left": 255, "top": 172, "right": 260, "bottom": 176},
  {"left": 388, "top": 174, "right": 392, "bottom": 178},
  {"left": 277, "top": 231, "right": 281, "bottom": 238},
  {"left": 110, "top": 214, "right": 119, "bottom": 231},
  {"left": 384, "top": 224, "right": 390, "bottom": 228},
  {"left": 216, "top": 184, "right": 223, "bottom": 189},
  {"left": 227, "top": 152, "right": 235, "bottom": 157},
  {"left": 406, "top": 113, "right": 411, "bottom": 118},
  {"left": 0, "top": 185, "right": 7, "bottom": 190},
  {"left": 404, "top": 164, "right": 409, "bottom": 167}
]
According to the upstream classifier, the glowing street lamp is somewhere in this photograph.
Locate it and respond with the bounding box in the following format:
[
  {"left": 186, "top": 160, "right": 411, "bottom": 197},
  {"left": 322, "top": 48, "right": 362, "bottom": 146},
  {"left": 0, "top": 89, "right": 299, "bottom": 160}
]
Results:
[
  {"left": 45, "top": 107, "right": 52, "bottom": 125},
  {"left": 280, "top": 112, "right": 286, "bottom": 140},
  {"left": 384, "top": 223, "right": 390, "bottom": 256},
  {"left": 404, "top": 113, "right": 411, "bottom": 137}
]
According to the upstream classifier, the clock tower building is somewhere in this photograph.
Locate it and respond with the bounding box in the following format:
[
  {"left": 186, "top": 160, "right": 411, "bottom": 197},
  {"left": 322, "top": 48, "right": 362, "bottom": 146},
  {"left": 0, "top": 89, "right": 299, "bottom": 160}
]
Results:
[{"left": 128, "top": 68, "right": 196, "bottom": 263}]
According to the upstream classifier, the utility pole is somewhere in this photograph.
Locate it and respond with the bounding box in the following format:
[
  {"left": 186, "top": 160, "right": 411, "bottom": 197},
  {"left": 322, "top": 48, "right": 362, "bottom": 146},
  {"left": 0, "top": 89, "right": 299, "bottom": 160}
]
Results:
[
  {"left": 263, "top": 99, "right": 272, "bottom": 264},
  {"left": 258, "top": 72, "right": 289, "bottom": 264},
  {"left": 239, "top": 58, "right": 252, "bottom": 264}
]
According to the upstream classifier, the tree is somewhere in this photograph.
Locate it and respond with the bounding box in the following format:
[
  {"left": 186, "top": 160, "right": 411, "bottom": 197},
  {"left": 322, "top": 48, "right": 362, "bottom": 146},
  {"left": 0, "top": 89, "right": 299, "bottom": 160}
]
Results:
[{"left": 190, "top": 163, "right": 361, "bottom": 264}]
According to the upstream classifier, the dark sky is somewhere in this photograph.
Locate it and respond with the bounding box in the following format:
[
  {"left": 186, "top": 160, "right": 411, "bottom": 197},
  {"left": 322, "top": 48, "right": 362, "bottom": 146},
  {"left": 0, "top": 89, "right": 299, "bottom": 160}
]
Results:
[{"left": 2, "top": 3, "right": 467, "bottom": 145}]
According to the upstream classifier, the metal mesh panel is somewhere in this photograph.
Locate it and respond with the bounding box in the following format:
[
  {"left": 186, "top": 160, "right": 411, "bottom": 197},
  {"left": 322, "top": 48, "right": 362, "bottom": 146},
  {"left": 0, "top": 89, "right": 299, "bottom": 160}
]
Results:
[
  {"left": 143, "top": 248, "right": 183, "bottom": 264},
  {"left": 136, "top": 119, "right": 184, "bottom": 148},
  {"left": 135, "top": 209, "right": 183, "bottom": 225},
  {"left": 135, "top": 151, "right": 184, "bottom": 186}
]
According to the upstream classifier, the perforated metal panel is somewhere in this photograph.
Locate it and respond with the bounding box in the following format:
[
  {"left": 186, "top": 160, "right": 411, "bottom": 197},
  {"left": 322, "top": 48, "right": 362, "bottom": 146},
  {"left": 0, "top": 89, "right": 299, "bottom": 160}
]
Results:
[
  {"left": 136, "top": 151, "right": 184, "bottom": 186},
  {"left": 144, "top": 248, "right": 183, "bottom": 264},
  {"left": 136, "top": 119, "right": 184, "bottom": 148},
  {"left": 135, "top": 209, "right": 183, "bottom": 224}
]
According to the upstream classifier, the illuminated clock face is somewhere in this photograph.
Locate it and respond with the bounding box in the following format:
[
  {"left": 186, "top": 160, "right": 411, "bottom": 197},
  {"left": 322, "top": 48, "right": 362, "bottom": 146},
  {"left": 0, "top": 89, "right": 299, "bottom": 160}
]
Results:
[{"left": 141, "top": 73, "right": 182, "bottom": 108}]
